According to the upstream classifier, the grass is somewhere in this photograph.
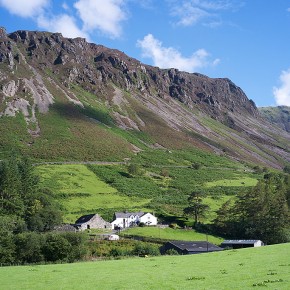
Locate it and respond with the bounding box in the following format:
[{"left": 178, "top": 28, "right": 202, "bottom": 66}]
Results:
[
  {"left": 205, "top": 176, "right": 258, "bottom": 188},
  {"left": 34, "top": 149, "right": 260, "bottom": 223},
  {"left": 36, "top": 164, "right": 150, "bottom": 223},
  {"left": 121, "top": 227, "right": 223, "bottom": 245},
  {"left": 1, "top": 243, "right": 289, "bottom": 289}
]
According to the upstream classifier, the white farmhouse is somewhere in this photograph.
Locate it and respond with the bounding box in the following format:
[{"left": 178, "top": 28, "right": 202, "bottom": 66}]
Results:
[
  {"left": 139, "top": 212, "right": 158, "bottom": 226},
  {"left": 111, "top": 211, "right": 157, "bottom": 229}
]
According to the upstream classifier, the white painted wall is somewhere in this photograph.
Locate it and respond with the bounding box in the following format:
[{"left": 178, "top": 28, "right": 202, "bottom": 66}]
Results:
[{"left": 140, "top": 213, "right": 157, "bottom": 226}]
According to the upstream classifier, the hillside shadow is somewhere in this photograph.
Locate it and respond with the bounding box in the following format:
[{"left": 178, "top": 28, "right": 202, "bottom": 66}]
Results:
[{"left": 51, "top": 102, "right": 115, "bottom": 127}]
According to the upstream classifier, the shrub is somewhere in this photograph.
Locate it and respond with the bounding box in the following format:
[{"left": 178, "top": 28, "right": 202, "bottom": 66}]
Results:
[
  {"left": 165, "top": 248, "right": 179, "bottom": 255},
  {"left": 14, "top": 232, "right": 45, "bottom": 264},
  {"left": 169, "top": 223, "right": 178, "bottom": 229},
  {"left": 133, "top": 243, "right": 160, "bottom": 256},
  {"left": 42, "top": 233, "right": 72, "bottom": 262}
]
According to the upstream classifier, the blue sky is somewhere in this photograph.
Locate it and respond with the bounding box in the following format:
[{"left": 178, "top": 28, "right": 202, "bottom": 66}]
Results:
[{"left": 0, "top": 0, "right": 290, "bottom": 107}]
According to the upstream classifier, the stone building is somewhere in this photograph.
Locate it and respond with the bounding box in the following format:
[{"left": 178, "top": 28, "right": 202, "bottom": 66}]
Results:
[{"left": 75, "top": 214, "right": 111, "bottom": 231}]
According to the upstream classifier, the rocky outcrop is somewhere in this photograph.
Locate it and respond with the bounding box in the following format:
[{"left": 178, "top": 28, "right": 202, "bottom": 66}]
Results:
[
  {"left": 0, "top": 28, "right": 290, "bottom": 168},
  {"left": 5, "top": 30, "right": 258, "bottom": 123}
]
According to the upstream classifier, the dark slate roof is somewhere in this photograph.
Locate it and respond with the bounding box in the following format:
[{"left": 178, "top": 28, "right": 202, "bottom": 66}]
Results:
[
  {"left": 114, "top": 211, "right": 144, "bottom": 218},
  {"left": 75, "top": 214, "right": 96, "bottom": 224},
  {"left": 168, "top": 241, "right": 223, "bottom": 252},
  {"left": 221, "top": 240, "right": 262, "bottom": 245}
]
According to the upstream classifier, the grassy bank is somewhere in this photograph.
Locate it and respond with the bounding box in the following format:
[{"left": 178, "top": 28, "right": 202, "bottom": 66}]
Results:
[
  {"left": 0, "top": 243, "right": 289, "bottom": 289},
  {"left": 121, "top": 227, "right": 223, "bottom": 245}
]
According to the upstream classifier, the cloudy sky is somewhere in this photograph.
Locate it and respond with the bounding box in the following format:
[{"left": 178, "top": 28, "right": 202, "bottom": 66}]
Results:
[{"left": 0, "top": 0, "right": 289, "bottom": 107}]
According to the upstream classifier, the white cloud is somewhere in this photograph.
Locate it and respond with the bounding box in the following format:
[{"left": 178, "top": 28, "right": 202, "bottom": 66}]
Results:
[
  {"left": 74, "top": 0, "right": 127, "bottom": 39},
  {"left": 137, "top": 34, "right": 219, "bottom": 72},
  {"left": 62, "top": 2, "right": 69, "bottom": 11},
  {"left": 273, "top": 69, "right": 290, "bottom": 106},
  {"left": 37, "top": 14, "right": 89, "bottom": 40},
  {"left": 0, "top": 0, "right": 49, "bottom": 18},
  {"left": 169, "top": 0, "right": 241, "bottom": 26}
]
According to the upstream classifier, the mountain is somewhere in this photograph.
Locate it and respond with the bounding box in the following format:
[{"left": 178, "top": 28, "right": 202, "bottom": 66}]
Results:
[
  {"left": 1, "top": 27, "right": 290, "bottom": 168},
  {"left": 259, "top": 106, "right": 290, "bottom": 133}
]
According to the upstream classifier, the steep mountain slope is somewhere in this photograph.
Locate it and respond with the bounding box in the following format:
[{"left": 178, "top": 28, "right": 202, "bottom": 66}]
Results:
[
  {"left": 259, "top": 106, "right": 290, "bottom": 133},
  {"left": 1, "top": 27, "right": 290, "bottom": 168}
]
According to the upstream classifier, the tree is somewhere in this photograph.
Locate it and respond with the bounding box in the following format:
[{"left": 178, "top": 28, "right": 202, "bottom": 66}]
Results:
[
  {"left": 191, "top": 162, "right": 201, "bottom": 170},
  {"left": 0, "top": 157, "right": 24, "bottom": 215},
  {"left": 14, "top": 232, "right": 45, "bottom": 264},
  {"left": 127, "top": 163, "right": 141, "bottom": 176},
  {"left": 213, "top": 199, "right": 237, "bottom": 237},
  {"left": 0, "top": 157, "right": 63, "bottom": 232},
  {"left": 183, "top": 191, "right": 209, "bottom": 227},
  {"left": 160, "top": 168, "right": 169, "bottom": 177},
  {"left": 42, "top": 233, "right": 72, "bottom": 262},
  {"left": 283, "top": 164, "right": 290, "bottom": 174},
  {"left": 219, "top": 173, "right": 290, "bottom": 244}
]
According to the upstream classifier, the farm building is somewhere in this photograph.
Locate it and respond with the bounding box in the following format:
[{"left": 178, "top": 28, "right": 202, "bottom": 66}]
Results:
[
  {"left": 162, "top": 241, "right": 223, "bottom": 255},
  {"left": 111, "top": 211, "right": 157, "bottom": 229},
  {"left": 221, "top": 240, "right": 264, "bottom": 249},
  {"left": 75, "top": 214, "right": 111, "bottom": 231}
]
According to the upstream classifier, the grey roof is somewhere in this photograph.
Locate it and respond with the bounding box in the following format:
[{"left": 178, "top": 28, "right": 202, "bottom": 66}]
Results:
[
  {"left": 221, "top": 240, "right": 262, "bottom": 245},
  {"left": 75, "top": 214, "right": 96, "bottom": 224},
  {"left": 114, "top": 211, "right": 144, "bottom": 218},
  {"left": 168, "top": 241, "right": 223, "bottom": 252}
]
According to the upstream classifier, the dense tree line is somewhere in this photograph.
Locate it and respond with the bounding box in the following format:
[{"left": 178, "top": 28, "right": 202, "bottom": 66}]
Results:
[
  {"left": 0, "top": 157, "right": 74, "bottom": 265},
  {"left": 0, "top": 157, "right": 62, "bottom": 231},
  {"left": 0, "top": 231, "right": 87, "bottom": 265},
  {"left": 213, "top": 173, "right": 290, "bottom": 244}
]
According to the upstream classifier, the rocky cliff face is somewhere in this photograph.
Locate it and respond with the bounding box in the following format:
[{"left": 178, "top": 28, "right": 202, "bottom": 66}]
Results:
[
  {"left": 1, "top": 28, "right": 290, "bottom": 168},
  {"left": 4, "top": 29, "right": 258, "bottom": 119}
]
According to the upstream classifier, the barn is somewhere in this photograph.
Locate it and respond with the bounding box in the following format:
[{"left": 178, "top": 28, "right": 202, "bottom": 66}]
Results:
[
  {"left": 221, "top": 240, "right": 264, "bottom": 249},
  {"left": 162, "top": 241, "right": 223, "bottom": 255},
  {"left": 75, "top": 214, "right": 111, "bottom": 231}
]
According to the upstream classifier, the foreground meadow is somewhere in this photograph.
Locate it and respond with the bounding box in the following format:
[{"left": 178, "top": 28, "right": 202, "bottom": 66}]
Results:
[{"left": 1, "top": 243, "right": 289, "bottom": 289}]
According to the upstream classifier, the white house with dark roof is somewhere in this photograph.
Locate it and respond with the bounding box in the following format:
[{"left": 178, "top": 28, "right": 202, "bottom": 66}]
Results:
[{"left": 111, "top": 211, "right": 157, "bottom": 229}]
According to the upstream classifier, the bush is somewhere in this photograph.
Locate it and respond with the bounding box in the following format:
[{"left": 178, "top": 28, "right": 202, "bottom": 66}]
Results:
[
  {"left": 169, "top": 223, "right": 178, "bottom": 229},
  {"left": 14, "top": 232, "right": 45, "bottom": 264},
  {"left": 133, "top": 243, "right": 160, "bottom": 256},
  {"left": 42, "top": 233, "right": 72, "bottom": 262},
  {"left": 191, "top": 163, "right": 202, "bottom": 170},
  {"left": 165, "top": 248, "right": 179, "bottom": 255}
]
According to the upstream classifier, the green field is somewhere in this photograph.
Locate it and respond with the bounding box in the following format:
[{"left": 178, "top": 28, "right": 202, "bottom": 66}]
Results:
[
  {"left": 1, "top": 243, "right": 289, "bottom": 289},
  {"left": 122, "top": 227, "right": 223, "bottom": 245},
  {"left": 35, "top": 150, "right": 261, "bottom": 223},
  {"left": 205, "top": 176, "right": 258, "bottom": 188},
  {"left": 36, "top": 164, "right": 150, "bottom": 223}
]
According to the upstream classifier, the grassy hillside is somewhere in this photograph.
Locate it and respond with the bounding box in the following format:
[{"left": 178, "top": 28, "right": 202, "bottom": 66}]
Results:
[
  {"left": 1, "top": 243, "right": 289, "bottom": 289},
  {"left": 36, "top": 149, "right": 262, "bottom": 223},
  {"left": 259, "top": 106, "right": 290, "bottom": 132},
  {"left": 36, "top": 164, "right": 150, "bottom": 223}
]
